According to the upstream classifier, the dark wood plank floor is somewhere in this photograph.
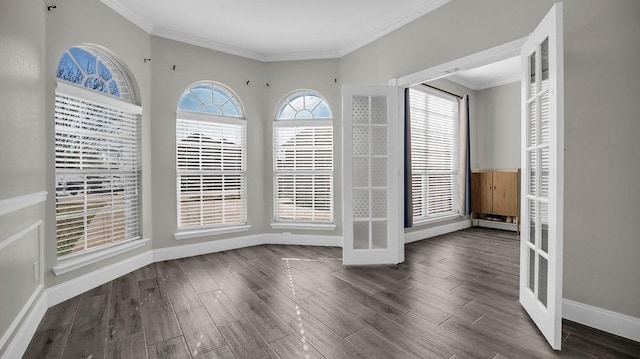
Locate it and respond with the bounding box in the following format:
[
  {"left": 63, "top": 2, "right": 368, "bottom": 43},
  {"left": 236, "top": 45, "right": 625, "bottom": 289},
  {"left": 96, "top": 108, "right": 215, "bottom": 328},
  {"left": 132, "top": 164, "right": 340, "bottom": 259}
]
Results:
[{"left": 24, "top": 228, "right": 640, "bottom": 358}]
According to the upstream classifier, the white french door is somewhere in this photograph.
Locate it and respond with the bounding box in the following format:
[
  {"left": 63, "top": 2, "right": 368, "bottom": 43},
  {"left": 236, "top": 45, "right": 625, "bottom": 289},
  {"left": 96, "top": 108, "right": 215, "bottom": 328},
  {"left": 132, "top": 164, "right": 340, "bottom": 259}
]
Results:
[
  {"left": 342, "top": 86, "right": 403, "bottom": 266},
  {"left": 519, "top": 3, "right": 564, "bottom": 350}
]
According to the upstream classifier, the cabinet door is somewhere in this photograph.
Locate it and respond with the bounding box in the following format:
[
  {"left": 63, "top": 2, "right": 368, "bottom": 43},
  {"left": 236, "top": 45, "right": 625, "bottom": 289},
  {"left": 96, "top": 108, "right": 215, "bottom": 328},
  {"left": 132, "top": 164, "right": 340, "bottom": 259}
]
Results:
[
  {"left": 492, "top": 172, "right": 518, "bottom": 216},
  {"left": 471, "top": 172, "right": 493, "bottom": 214}
]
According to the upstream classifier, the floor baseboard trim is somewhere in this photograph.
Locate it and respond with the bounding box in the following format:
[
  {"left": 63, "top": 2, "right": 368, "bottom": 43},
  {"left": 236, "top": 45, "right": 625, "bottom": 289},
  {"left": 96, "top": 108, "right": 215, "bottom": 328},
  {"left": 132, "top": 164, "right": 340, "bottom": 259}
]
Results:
[
  {"left": 404, "top": 219, "right": 472, "bottom": 244},
  {"left": 154, "top": 234, "right": 264, "bottom": 262},
  {"left": 563, "top": 298, "right": 640, "bottom": 343},
  {"left": 1, "top": 292, "right": 47, "bottom": 359},
  {"left": 47, "top": 250, "right": 154, "bottom": 307}
]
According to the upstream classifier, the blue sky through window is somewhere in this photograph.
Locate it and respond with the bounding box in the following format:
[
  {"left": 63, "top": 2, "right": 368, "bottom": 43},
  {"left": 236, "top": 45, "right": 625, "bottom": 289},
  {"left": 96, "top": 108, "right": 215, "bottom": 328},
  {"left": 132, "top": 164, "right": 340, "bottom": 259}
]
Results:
[{"left": 57, "top": 46, "right": 126, "bottom": 99}]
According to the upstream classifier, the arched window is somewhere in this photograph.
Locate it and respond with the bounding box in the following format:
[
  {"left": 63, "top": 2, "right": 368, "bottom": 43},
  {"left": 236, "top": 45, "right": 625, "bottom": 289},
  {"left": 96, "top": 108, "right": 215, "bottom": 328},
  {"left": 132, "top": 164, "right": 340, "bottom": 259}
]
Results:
[
  {"left": 273, "top": 90, "right": 334, "bottom": 225},
  {"left": 176, "top": 82, "right": 247, "bottom": 229},
  {"left": 54, "top": 45, "right": 142, "bottom": 257}
]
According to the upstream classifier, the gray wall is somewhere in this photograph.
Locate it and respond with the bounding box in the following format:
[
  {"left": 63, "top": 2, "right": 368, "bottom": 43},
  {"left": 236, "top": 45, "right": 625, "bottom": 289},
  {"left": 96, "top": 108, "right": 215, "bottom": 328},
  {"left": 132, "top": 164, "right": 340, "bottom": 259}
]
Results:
[
  {"left": 474, "top": 81, "right": 520, "bottom": 169},
  {"left": 0, "top": 0, "right": 46, "bottom": 354},
  {"left": 340, "top": 0, "right": 640, "bottom": 318}
]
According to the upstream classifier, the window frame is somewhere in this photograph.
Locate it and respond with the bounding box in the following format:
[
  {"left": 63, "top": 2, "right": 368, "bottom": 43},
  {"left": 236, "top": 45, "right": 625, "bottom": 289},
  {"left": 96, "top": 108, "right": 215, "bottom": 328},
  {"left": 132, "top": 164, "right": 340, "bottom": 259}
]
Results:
[
  {"left": 408, "top": 86, "right": 460, "bottom": 224},
  {"left": 272, "top": 90, "right": 334, "bottom": 227},
  {"left": 175, "top": 81, "right": 248, "bottom": 233},
  {"left": 54, "top": 80, "right": 142, "bottom": 259}
]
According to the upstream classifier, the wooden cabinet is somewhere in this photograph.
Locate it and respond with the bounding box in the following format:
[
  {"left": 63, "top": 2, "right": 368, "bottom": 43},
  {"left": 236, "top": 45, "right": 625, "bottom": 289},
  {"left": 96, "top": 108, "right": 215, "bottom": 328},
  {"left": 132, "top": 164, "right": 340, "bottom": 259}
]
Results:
[{"left": 471, "top": 170, "right": 519, "bottom": 218}]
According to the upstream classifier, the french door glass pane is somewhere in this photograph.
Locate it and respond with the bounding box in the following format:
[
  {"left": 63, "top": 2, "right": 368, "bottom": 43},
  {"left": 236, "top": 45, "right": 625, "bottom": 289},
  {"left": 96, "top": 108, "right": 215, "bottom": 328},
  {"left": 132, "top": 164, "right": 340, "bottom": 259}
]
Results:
[
  {"left": 529, "top": 248, "right": 536, "bottom": 290},
  {"left": 529, "top": 51, "right": 536, "bottom": 98},
  {"left": 540, "top": 92, "right": 550, "bottom": 143},
  {"left": 372, "top": 221, "right": 387, "bottom": 249},
  {"left": 541, "top": 202, "right": 549, "bottom": 253},
  {"left": 529, "top": 199, "right": 536, "bottom": 244},
  {"left": 354, "top": 221, "right": 369, "bottom": 249},
  {"left": 528, "top": 150, "right": 537, "bottom": 195},
  {"left": 539, "top": 255, "right": 548, "bottom": 307},
  {"left": 353, "top": 157, "right": 368, "bottom": 187},
  {"left": 541, "top": 37, "right": 550, "bottom": 90},
  {"left": 371, "top": 96, "right": 387, "bottom": 124},
  {"left": 371, "top": 158, "right": 387, "bottom": 187},
  {"left": 540, "top": 147, "right": 550, "bottom": 197},
  {"left": 353, "top": 189, "right": 369, "bottom": 219},
  {"left": 528, "top": 101, "right": 537, "bottom": 147}
]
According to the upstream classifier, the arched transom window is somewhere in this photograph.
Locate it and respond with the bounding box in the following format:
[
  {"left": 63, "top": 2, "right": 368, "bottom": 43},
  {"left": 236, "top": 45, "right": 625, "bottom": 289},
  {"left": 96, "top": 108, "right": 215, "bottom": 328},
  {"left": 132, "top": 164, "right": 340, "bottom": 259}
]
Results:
[
  {"left": 273, "top": 90, "right": 334, "bottom": 225},
  {"left": 57, "top": 46, "right": 134, "bottom": 102},
  {"left": 54, "top": 45, "right": 141, "bottom": 258},
  {"left": 176, "top": 82, "right": 247, "bottom": 230}
]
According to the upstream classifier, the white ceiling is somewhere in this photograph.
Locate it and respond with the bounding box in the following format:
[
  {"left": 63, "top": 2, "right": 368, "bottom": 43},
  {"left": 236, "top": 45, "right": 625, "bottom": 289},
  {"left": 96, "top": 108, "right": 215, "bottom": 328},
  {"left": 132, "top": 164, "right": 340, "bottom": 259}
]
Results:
[
  {"left": 100, "top": 0, "right": 451, "bottom": 62},
  {"left": 446, "top": 56, "right": 521, "bottom": 91}
]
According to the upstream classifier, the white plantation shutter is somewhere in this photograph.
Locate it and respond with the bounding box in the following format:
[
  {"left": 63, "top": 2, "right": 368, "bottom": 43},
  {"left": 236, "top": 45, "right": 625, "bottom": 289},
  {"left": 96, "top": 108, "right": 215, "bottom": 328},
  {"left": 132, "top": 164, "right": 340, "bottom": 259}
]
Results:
[
  {"left": 273, "top": 123, "right": 333, "bottom": 222},
  {"left": 55, "top": 82, "right": 141, "bottom": 257},
  {"left": 177, "top": 113, "right": 247, "bottom": 228},
  {"left": 409, "top": 87, "right": 459, "bottom": 222}
]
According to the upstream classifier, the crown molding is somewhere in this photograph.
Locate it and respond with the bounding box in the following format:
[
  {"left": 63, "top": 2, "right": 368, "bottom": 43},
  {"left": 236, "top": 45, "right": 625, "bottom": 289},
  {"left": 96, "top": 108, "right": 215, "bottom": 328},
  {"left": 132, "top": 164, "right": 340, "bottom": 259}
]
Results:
[
  {"left": 338, "top": 0, "right": 452, "bottom": 57},
  {"left": 99, "top": 0, "right": 451, "bottom": 63},
  {"left": 99, "top": 0, "right": 153, "bottom": 33},
  {"left": 151, "top": 26, "right": 267, "bottom": 62}
]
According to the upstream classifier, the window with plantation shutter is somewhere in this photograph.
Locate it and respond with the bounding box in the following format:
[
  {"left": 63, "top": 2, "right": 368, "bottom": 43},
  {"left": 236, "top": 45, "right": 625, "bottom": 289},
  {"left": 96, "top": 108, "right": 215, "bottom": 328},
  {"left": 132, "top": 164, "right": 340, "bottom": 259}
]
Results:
[
  {"left": 176, "top": 82, "right": 246, "bottom": 229},
  {"left": 274, "top": 90, "right": 333, "bottom": 223},
  {"left": 409, "top": 86, "right": 459, "bottom": 222},
  {"left": 54, "top": 46, "right": 141, "bottom": 257}
]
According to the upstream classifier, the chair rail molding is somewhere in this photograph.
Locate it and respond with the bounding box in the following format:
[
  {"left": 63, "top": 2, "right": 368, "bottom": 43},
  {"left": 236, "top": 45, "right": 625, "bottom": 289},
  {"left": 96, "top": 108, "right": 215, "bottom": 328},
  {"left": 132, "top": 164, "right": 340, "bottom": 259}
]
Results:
[{"left": 0, "top": 191, "right": 47, "bottom": 217}]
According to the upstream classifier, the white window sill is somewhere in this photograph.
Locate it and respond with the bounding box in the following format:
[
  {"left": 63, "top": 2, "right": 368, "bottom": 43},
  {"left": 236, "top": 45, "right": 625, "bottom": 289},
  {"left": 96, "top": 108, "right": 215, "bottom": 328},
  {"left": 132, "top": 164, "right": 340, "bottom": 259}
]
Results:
[
  {"left": 53, "top": 238, "right": 150, "bottom": 276},
  {"left": 270, "top": 222, "right": 336, "bottom": 231},
  {"left": 174, "top": 225, "right": 251, "bottom": 241},
  {"left": 413, "top": 213, "right": 463, "bottom": 227}
]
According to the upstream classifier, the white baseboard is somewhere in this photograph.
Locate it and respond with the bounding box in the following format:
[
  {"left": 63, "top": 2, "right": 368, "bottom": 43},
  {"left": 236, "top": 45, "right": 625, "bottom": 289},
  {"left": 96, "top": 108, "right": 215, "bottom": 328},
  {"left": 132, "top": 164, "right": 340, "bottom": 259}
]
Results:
[
  {"left": 262, "top": 233, "right": 342, "bottom": 247},
  {"left": 404, "top": 219, "right": 472, "bottom": 244},
  {"left": 472, "top": 218, "right": 518, "bottom": 232},
  {"left": 0, "top": 292, "right": 47, "bottom": 359},
  {"left": 154, "top": 234, "right": 264, "bottom": 262},
  {"left": 48, "top": 250, "right": 154, "bottom": 307},
  {"left": 563, "top": 299, "right": 640, "bottom": 343}
]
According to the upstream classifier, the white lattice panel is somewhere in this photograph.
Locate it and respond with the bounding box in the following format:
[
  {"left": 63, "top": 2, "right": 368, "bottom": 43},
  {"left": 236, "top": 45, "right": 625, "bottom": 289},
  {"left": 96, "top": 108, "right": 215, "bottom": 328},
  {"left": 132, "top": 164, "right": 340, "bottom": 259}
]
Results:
[
  {"left": 352, "top": 96, "right": 369, "bottom": 124},
  {"left": 353, "top": 189, "right": 369, "bottom": 218},
  {"left": 352, "top": 127, "right": 369, "bottom": 156}
]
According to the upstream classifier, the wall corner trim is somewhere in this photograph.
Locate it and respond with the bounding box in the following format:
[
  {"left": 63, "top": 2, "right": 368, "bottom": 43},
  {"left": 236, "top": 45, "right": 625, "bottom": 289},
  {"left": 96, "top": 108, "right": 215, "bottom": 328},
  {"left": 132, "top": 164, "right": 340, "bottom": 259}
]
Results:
[
  {"left": 563, "top": 298, "right": 640, "bottom": 343},
  {"left": 0, "top": 191, "right": 47, "bottom": 217}
]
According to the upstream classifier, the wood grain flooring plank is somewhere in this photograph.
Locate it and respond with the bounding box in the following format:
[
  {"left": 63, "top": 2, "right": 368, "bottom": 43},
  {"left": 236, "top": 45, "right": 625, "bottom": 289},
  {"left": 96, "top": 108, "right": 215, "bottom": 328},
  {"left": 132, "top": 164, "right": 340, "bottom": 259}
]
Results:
[
  {"left": 255, "top": 287, "right": 367, "bottom": 359},
  {"left": 35, "top": 295, "right": 81, "bottom": 331},
  {"left": 269, "top": 333, "right": 325, "bottom": 359},
  {"left": 156, "top": 260, "right": 187, "bottom": 281},
  {"left": 139, "top": 278, "right": 171, "bottom": 306},
  {"left": 72, "top": 294, "right": 109, "bottom": 333},
  {"left": 392, "top": 311, "right": 497, "bottom": 359},
  {"left": 108, "top": 299, "right": 143, "bottom": 340},
  {"left": 82, "top": 282, "right": 113, "bottom": 298},
  {"left": 363, "top": 313, "right": 452, "bottom": 359},
  {"left": 217, "top": 320, "right": 280, "bottom": 359},
  {"left": 134, "top": 264, "right": 158, "bottom": 282},
  {"left": 345, "top": 327, "right": 416, "bottom": 359},
  {"left": 148, "top": 336, "right": 191, "bottom": 359},
  {"left": 105, "top": 332, "right": 147, "bottom": 359},
  {"left": 195, "top": 346, "right": 237, "bottom": 359},
  {"left": 62, "top": 326, "right": 107, "bottom": 359},
  {"left": 165, "top": 279, "right": 202, "bottom": 313},
  {"left": 200, "top": 290, "right": 245, "bottom": 326},
  {"left": 141, "top": 301, "right": 182, "bottom": 345},
  {"left": 112, "top": 274, "right": 140, "bottom": 302},
  {"left": 234, "top": 296, "right": 293, "bottom": 342},
  {"left": 338, "top": 285, "right": 409, "bottom": 321},
  {"left": 23, "top": 327, "right": 71, "bottom": 359},
  {"left": 175, "top": 306, "right": 226, "bottom": 357}
]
